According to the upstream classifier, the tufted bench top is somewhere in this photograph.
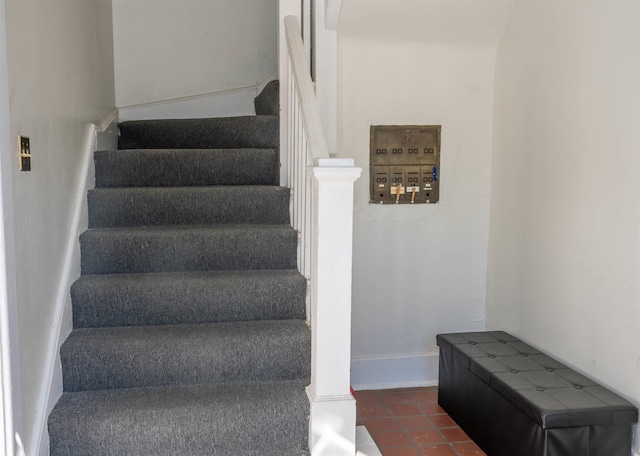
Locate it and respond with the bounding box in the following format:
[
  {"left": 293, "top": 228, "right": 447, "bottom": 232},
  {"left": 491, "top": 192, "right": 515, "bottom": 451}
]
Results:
[{"left": 437, "top": 331, "right": 638, "bottom": 429}]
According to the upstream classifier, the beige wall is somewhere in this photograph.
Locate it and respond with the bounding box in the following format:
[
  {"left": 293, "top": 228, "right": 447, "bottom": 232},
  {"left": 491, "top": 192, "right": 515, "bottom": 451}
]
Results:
[
  {"left": 339, "top": 0, "right": 513, "bottom": 388},
  {"left": 4, "top": 0, "right": 115, "bottom": 453},
  {"left": 112, "top": 0, "right": 277, "bottom": 108},
  {"left": 486, "top": 0, "right": 640, "bottom": 451}
]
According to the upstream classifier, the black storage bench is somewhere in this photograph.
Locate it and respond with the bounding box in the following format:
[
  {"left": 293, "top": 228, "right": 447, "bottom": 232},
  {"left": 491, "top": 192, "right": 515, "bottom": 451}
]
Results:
[{"left": 437, "top": 331, "right": 638, "bottom": 456}]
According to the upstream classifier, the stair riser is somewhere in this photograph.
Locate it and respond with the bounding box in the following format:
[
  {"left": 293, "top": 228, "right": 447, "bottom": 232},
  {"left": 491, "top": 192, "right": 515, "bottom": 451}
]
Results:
[
  {"left": 80, "top": 226, "right": 298, "bottom": 275},
  {"left": 118, "top": 116, "right": 278, "bottom": 150},
  {"left": 71, "top": 271, "right": 306, "bottom": 328},
  {"left": 48, "top": 381, "right": 309, "bottom": 456},
  {"left": 61, "top": 322, "right": 311, "bottom": 392},
  {"left": 50, "top": 416, "right": 309, "bottom": 456},
  {"left": 94, "top": 148, "right": 279, "bottom": 188},
  {"left": 88, "top": 187, "right": 290, "bottom": 228}
]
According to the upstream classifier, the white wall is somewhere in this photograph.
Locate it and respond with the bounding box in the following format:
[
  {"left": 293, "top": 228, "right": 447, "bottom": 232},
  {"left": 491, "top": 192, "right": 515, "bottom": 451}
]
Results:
[
  {"left": 4, "top": 1, "right": 115, "bottom": 453},
  {"left": 486, "top": 0, "right": 640, "bottom": 451},
  {"left": 0, "top": 1, "right": 20, "bottom": 454},
  {"left": 338, "top": 0, "right": 513, "bottom": 389},
  {"left": 112, "top": 0, "right": 277, "bottom": 110}
]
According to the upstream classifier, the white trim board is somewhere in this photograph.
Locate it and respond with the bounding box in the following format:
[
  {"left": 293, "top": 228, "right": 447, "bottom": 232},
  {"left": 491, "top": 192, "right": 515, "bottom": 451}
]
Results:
[
  {"left": 256, "top": 71, "right": 278, "bottom": 96},
  {"left": 0, "top": 0, "right": 18, "bottom": 452},
  {"left": 118, "top": 72, "right": 278, "bottom": 122},
  {"left": 350, "top": 350, "right": 439, "bottom": 391},
  {"left": 355, "top": 426, "right": 382, "bottom": 456},
  {"left": 118, "top": 87, "right": 255, "bottom": 121},
  {"left": 33, "top": 111, "right": 118, "bottom": 456},
  {"left": 324, "top": 0, "right": 343, "bottom": 31}
]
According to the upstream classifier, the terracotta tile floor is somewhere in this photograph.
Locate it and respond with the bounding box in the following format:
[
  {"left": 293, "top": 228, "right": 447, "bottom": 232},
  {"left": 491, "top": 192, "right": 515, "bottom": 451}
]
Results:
[{"left": 355, "top": 387, "right": 486, "bottom": 456}]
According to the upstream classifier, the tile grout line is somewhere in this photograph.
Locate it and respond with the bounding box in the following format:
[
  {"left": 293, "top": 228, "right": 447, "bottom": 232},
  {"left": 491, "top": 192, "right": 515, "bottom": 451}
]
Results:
[
  {"left": 404, "top": 387, "right": 464, "bottom": 456},
  {"left": 358, "top": 386, "right": 477, "bottom": 456}
]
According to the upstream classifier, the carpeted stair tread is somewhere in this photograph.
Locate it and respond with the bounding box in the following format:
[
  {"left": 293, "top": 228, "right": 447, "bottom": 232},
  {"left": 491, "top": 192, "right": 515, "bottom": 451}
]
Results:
[
  {"left": 48, "top": 380, "right": 309, "bottom": 456},
  {"left": 51, "top": 84, "right": 312, "bottom": 454},
  {"left": 88, "top": 186, "right": 290, "bottom": 228},
  {"left": 94, "top": 148, "right": 279, "bottom": 187},
  {"left": 80, "top": 224, "right": 297, "bottom": 275},
  {"left": 61, "top": 320, "right": 311, "bottom": 392},
  {"left": 71, "top": 270, "right": 306, "bottom": 328},
  {"left": 118, "top": 115, "right": 278, "bottom": 150}
]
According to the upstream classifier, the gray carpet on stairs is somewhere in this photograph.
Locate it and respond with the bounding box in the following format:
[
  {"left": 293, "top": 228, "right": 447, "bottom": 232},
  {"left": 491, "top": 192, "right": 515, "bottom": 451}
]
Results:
[
  {"left": 80, "top": 224, "right": 298, "bottom": 275},
  {"left": 49, "top": 380, "right": 310, "bottom": 456},
  {"left": 88, "top": 185, "right": 290, "bottom": 227},
  {"left": 49, "top": 82, "right": 311, "bottom": 456},
  {"left": 254, "top": 80, "right": 279, "bottom": 116},
  {"left": 118, "top": 115, "right": 278, "bottom": 150},
  {"left": 71, "top": 270, "right": 306, "bottom": 328},
  {"left": 94, "top": 148, "right": 280, "bottom": 187},
  {"left": 61, "top": 320, "right": 311, "bottom": 391}
]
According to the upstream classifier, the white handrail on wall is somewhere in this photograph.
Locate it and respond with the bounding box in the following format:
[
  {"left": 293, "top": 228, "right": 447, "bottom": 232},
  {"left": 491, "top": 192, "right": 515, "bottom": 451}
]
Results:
[{"left": 282, "top": 15, "right": 362, "bottom": 456}]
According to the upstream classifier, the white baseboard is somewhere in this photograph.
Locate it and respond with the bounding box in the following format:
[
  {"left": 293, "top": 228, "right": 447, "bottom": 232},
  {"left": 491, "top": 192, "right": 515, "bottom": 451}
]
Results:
[
  {"left": 96, "top": 109, "right": 119, "bottom": 151},
  {"left": 118, "top": 87, "right": 256, "bottom": 121},
  {"left": 118, "top": 72, "right": 279, "bottom": 122},
  {"left": 96, "top": 108, "right": 118, "bottom": 132},
  {"left": 33, "top": 111, "right": 118, "bottom": 456},
  {"left": 350, "top": 350, "right": 439, "bottom": 391},
  {"left": 256, "top": 71, "right": 278, "bottom": 95}
]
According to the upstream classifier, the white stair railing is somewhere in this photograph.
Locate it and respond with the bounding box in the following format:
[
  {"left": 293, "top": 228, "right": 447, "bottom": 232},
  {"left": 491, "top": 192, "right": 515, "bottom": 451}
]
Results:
[{"left": 280, "top": 14, "right": 361, "bottom": 456}]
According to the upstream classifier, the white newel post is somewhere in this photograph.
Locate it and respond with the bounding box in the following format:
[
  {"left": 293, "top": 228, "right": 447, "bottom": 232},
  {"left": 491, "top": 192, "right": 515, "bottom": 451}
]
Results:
[{"left": 307, "top": 158, "right": 362, "bottom": 456}]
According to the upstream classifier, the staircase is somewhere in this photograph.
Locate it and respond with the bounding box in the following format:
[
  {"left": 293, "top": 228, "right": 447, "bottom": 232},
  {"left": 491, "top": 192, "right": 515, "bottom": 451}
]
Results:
[{"left": 48, "top": 83, "right": 312, "bottom": 456}]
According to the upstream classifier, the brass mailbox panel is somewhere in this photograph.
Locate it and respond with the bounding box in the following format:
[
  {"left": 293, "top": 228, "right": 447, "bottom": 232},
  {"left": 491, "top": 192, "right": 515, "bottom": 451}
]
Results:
[{"left": 370, "top": 125, "right": 441, "bottom": 204}]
